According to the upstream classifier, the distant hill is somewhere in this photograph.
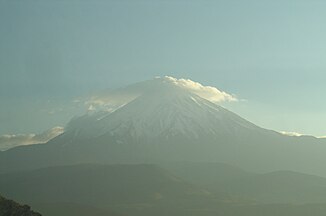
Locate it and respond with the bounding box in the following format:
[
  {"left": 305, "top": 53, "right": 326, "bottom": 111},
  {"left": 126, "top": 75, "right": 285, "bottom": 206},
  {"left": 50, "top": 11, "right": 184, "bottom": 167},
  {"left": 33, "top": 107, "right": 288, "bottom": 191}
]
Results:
[
  {"left": 31, "top": 202, "right": 123, "bottom": 216},
  {"left": 162, "top": 162, "right": 255, "bottom": 186},
  {"left": 0, "top": 195, "right": 41, "bottom": 216},
  {"left": 2, "top": 163, "right": 326, "bottom": 216},
  {"left": 0, "top": 164, "right": 213, "bottom": 216},
  {"left": 220, "top": 170, "right": 326, "bottom": 204},
  {"left": 164, "top": 162, "right": 326, "bottom": 204}
]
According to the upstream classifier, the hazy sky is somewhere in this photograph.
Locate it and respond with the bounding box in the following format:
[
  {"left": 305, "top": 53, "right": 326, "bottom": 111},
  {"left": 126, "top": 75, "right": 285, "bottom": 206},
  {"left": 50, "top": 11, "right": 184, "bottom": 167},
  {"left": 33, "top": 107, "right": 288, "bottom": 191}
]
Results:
[{"left": 0, "top": 0, "right": 325, "bottom": 136}]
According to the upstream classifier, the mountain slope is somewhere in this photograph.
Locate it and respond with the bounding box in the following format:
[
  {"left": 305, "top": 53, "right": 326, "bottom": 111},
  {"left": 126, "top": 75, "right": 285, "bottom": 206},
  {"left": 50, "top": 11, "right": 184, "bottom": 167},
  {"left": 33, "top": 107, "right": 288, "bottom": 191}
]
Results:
[{"left": 0, "top": 195, "right": 41, "bottom": 216}]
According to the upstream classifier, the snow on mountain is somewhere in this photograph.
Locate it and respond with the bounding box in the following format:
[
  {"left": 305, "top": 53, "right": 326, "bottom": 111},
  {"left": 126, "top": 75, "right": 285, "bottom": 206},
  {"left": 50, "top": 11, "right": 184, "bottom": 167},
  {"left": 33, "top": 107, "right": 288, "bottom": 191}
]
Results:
[{"left": 66, "top": 77, "right": 258, "bottom": 141}]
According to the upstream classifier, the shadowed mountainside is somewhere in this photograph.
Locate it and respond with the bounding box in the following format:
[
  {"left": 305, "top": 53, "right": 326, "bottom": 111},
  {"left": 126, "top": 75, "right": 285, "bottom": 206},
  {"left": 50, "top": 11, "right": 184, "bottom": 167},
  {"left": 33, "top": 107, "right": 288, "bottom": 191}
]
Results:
[
  {"left": 0, "top": 195, "right": 41, "bottom": 216},
  {"left": 1, "top": 163, "right": 326, "bottom": 216}
]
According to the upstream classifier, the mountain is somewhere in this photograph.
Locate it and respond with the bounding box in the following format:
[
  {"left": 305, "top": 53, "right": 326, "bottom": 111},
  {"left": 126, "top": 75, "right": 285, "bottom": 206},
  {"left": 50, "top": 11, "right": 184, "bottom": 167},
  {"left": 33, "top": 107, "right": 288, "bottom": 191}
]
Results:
[
  {"left": 162, "top": 162, "right": 256, "bottom": 189},
  {"left": 3, "top": 164, "right": 326, "bottom": 216},
  {"left": 31, "top": 202, "right": 123, "bottom": 216},
  {"left": 163, "top": 162, "right": 326, "bottom": 204},
  {"left": 66, "top": 78, "right": 260, "bottom": 140},
  {"left": 1, "top": 77, "right": 326, "bottom": 176},
  {"left": 0, "top": 164, "right": 209, "bottom": 205},
  {"left": 219, "top": 170, "right": 326, "bottom": 204},
  {"left": 0, "top": 164, "right": 216, "bottom": 216},
  {"left": 0, "top": 195, "right": 41, "bottom": 216}
]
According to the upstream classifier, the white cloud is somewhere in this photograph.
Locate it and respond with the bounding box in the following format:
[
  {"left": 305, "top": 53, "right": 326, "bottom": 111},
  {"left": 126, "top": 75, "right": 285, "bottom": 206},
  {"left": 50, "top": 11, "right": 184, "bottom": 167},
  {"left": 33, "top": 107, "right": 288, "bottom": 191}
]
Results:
[
  {"left": 162, "top": 76, "right": 238, "bottom": 102},
  {"left": 77, "top": 76, "right": 238, "bottom": 112},
  {"left": 0, "top": 127, "right": 64, "bottom": 151},
  {"left": 280, "top": 131, "right": 304, "bottom": 137}
]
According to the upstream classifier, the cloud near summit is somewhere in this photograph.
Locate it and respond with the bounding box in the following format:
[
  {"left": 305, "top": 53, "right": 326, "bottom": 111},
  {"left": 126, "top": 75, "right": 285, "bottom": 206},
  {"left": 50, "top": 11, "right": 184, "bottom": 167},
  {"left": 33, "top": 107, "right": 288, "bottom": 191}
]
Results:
[
  {"left": 162, "top": 76, "right": 237, "bottom": 102},
  {"left": 81, "top": 76, "right": 238, "bottom": 111}
]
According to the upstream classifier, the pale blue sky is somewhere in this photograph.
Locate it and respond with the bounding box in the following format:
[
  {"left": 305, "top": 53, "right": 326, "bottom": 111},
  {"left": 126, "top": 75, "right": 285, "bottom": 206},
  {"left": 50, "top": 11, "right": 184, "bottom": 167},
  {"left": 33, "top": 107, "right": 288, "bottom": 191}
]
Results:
[{"left": 0, "top": 0, "right": 325, "bottom": 136}]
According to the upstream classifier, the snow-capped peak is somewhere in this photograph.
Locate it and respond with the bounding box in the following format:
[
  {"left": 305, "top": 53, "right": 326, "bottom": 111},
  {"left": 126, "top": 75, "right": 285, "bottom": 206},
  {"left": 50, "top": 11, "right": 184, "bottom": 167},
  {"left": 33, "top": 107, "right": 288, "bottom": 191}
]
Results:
[{"left": 66, "top": 77, "right": 256, "bottom": 141}]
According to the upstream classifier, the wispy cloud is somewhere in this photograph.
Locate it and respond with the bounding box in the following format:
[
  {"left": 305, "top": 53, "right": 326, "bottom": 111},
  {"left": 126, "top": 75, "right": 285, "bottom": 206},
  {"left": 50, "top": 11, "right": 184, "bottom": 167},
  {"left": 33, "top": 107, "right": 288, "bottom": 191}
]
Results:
[
  {"left": 76, "top": 76, "right": 238, "bottom": 112},
  {"left": 0, "top": 127, "right": 64, "bottom": 151}
]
